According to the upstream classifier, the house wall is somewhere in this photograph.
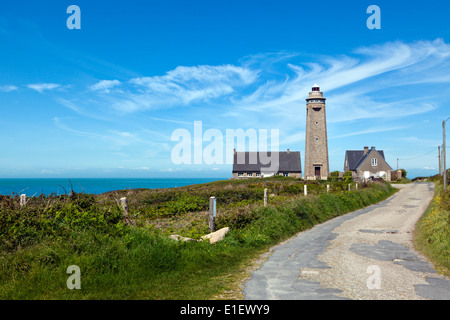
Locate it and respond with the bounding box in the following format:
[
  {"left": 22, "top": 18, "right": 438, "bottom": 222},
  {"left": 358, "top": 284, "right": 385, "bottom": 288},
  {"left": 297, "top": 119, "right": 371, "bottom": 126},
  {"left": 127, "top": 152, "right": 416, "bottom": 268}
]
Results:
[
  {"left": 232, "top": 172, "right": 302, "bottom": 179},
  {"left": 287, "top": 173, "right": 302, "bottom": 178},
  {"left": 357, "top": 151, "right": 392, "bottom": 177},
  {"left": 344, "top": 154, "right": 349, "bottom": 172}
]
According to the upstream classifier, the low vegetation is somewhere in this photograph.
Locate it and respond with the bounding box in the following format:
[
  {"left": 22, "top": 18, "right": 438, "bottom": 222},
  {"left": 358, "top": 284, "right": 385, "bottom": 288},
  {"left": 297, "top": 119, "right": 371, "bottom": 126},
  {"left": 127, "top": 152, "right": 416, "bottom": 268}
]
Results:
[
  {"left": 0, "top": 177, "right": 397, "bottom": 299},
  {"left": 414, "top": 174, "right": 450, "bottom": 276}
]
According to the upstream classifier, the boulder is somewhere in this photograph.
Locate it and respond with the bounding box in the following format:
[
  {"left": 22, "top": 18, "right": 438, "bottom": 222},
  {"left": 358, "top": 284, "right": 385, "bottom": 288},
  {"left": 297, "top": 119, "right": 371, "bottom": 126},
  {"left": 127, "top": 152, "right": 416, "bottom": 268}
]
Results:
[{"left": 201, "top": 227, "right": 230, "bottom": 244}]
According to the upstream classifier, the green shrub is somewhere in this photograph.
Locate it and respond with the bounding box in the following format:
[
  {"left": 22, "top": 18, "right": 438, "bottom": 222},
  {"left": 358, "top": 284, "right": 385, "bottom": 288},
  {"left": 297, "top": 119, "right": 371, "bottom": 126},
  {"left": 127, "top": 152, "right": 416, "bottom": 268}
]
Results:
[
  {"left": 415, "top": 182, "right": 450, "bottom": 276},
  {"left": 0, "top": 194, "right": 124, "bottom": 251}
]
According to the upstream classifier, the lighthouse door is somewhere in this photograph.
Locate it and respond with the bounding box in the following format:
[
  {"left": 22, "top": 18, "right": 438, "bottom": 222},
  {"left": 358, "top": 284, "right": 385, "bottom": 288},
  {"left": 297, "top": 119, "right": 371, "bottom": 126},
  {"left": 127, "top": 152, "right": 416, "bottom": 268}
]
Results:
[{"left": 314, "top": 166, "right": 321, "bottom": 178}]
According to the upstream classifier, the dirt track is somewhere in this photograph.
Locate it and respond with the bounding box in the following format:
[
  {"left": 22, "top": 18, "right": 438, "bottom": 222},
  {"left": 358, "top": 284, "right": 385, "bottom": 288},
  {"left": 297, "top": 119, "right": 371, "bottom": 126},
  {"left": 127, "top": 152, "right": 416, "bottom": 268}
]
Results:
[{"left": 243, "top": 183, "right": 450, "bottom": 300}]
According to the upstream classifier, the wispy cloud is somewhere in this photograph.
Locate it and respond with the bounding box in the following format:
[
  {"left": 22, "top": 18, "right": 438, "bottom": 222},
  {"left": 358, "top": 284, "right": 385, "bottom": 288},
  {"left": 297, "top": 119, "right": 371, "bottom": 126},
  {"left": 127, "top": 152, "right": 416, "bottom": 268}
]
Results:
[
  {"left": 113, "top": 64, "right": 259, "bottom": 112},
  {"left": 53, "top": 117, "right": 107, "bottom": 140},
  {"left": 27, "top": 83, "right": 61, "bottom": 93},
  {"left": 235, "top": 39, "right": 450, "bottom": 116},
  {"left": 52, "top": 117, "right": 170, "bottom": 151},
  {"left": 0, "top": 85, "right": 18, "bottom": 92},
  {"left": 332, "top": 125, "right": 410, "bottom": 139},
  {"left": 89, "top": 79, "right": 121, "bottom": 93},
  {"left": 55, "top": 39, "right": 450, "bottom": 124}
]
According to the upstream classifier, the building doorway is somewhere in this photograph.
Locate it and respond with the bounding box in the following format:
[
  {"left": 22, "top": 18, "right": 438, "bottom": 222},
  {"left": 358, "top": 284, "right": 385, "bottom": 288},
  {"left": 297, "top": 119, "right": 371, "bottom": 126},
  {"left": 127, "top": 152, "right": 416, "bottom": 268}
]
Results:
[{"left": 314, "top": 166, "right": 321, "bottom": 178}]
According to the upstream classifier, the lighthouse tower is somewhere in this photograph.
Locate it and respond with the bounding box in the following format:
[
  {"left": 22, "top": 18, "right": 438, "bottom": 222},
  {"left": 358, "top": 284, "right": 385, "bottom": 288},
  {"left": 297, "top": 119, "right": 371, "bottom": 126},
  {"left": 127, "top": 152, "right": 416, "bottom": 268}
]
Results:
[{"left": 304, "top": 84, "right": 329, "bottom": 180}]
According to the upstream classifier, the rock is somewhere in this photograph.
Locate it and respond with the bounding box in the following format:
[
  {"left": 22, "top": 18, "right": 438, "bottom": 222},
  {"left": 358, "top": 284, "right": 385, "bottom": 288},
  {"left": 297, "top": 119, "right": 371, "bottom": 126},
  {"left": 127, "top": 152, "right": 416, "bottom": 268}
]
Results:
[
  {"left": 201, "top": 227, "right": 230, "bottom": 244},
  {"left": 169, "top": 235, "right": 195, "bottom": 242},
  {"left": 170, "top": 227, "right": 230, "bottom": 244}
]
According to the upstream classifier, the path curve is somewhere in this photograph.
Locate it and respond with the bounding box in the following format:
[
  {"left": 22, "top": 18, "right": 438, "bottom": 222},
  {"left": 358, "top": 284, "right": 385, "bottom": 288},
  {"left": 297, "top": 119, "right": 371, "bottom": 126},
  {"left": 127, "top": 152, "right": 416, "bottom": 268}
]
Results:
[{"left": 243, "top": 182, "right": 450, "bottom": 300}]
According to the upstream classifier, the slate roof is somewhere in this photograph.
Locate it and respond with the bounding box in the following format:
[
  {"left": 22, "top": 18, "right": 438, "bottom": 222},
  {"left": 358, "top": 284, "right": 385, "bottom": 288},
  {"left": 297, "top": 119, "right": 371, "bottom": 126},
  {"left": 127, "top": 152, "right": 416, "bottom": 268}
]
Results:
[
  {"left": 346, "top": 147, "right": 386, "bottom": 171},
  {"left": 232, "top": 151, "right": 302, "bottom": 173}
]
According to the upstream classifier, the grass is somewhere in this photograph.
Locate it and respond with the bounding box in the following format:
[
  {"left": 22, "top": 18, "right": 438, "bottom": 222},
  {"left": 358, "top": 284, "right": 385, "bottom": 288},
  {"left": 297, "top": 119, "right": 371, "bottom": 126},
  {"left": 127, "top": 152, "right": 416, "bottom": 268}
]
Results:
[
  {"left": 0, "top": 177, "right": 397, "bottom": 299},
  {"left": 391, "top": 177, "right": 412, "bottom": 184},
  {"left": 414, "top": 178, "right": 450, "bottom": 277}
]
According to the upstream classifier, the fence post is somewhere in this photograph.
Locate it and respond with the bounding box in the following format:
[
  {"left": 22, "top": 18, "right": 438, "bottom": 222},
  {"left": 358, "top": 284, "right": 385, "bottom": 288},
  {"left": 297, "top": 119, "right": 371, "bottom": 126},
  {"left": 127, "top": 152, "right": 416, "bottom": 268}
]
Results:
[
  {"left": 264, "top": 188, "right": 268, "bottom": 207},
  {"left": 327, "top": 184, "right": 330, "bottom": 193},
  {"left": 20, "top": 194, "right": 27, "bottom": 207},
  {"left": 348, "top": 184, "right": 351, "bottom": 191},
  {"left": 120, "top": 197, "right": 131, "bottom": 224},
  {"left": 304, "top": 185, "right": 307, "bottom": 196},
  {"left": 209, "top": 196, "right": 216, "bottom": 232},
  {"left": 356, "top": 183, "right": 358, "bottom": 190}
]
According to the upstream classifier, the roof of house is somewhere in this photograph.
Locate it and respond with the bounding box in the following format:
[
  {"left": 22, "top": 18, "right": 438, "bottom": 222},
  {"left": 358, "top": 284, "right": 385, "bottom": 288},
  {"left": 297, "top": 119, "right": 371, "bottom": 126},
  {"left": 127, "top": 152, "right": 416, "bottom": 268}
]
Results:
[
  {"left": 345, "top": 147, "right": 387, "bottom": 171},
  {"left": 232, "top": 151, "right": 302, "bottom": 173}
]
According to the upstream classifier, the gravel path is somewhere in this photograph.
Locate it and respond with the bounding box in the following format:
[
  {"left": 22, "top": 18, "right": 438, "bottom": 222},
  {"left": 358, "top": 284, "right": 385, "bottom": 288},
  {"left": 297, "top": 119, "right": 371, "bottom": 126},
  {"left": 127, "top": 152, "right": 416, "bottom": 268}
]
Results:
[{"left": 243, "top": 182, "right": 450, "bottom": 300}]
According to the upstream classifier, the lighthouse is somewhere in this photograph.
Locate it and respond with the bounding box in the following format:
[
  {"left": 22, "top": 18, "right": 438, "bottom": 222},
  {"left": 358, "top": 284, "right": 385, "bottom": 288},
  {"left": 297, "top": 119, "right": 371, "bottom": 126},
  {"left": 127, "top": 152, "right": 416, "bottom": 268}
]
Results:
[{"left": 304, "top": 84, "right": 329, "bottom": 180}]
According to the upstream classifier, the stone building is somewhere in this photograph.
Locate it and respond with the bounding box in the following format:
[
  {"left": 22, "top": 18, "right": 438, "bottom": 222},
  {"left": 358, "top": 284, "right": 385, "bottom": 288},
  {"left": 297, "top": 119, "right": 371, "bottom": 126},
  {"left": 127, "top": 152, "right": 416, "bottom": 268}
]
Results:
[
  {"left": 344, "top": 146, "right": 393, "bottom": 180},
  {"left": 304, "top": 84, "right": 329, "bottom": 180},
  {"left": 232, "top": 150, "right": 302, "bottom": 179}
]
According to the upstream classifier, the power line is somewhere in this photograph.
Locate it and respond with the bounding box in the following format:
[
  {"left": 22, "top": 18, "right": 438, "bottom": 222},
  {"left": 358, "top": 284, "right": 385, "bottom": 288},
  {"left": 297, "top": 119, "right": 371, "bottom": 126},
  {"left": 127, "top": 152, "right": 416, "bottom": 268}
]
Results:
[{"left": 398, "top": 147, "right": 439, "bottom": 161}]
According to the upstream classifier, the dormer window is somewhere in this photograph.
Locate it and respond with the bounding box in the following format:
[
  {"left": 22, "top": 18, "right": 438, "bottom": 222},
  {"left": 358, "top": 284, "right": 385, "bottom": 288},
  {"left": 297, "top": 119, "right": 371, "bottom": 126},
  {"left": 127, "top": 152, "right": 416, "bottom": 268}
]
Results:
[{"left": 371, "top": 158, "right": 377, "bottom": 166}]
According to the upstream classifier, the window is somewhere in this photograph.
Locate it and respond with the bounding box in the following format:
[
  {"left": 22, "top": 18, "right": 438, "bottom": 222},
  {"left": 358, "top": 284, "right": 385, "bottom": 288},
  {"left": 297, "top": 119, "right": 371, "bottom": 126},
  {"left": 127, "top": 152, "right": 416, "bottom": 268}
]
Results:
[
  {"left": 247, "top": 173, "right": 253, "bottom": 177},
  {"left": 283, "top": 173, "right": 289, "bottom": 177},
  {"left": 255, "top": 173, "right": 261, "bottom": 177},
  {"left": 238, "top": 173, "right": 243, "bottom": 177},
  {"left": 315, "top": 137, "right": 319, "bottom": 141},
  {"left": 315, "top": 121, "right": 319, "bottom": 125},
  {"left": 371, "top": 158, "right": 377, "bottom": 166}
]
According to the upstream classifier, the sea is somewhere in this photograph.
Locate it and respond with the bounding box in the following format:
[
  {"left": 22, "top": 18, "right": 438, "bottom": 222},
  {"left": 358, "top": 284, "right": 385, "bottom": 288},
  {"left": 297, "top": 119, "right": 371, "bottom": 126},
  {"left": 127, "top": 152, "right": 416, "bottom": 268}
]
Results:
[{"left": 0, "top": 178, "right": 225, "bottom": 196}]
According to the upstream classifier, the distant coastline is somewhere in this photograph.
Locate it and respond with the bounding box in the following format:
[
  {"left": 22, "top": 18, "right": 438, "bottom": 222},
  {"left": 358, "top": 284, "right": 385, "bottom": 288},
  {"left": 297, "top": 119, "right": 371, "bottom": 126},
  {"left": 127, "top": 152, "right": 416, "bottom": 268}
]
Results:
[{"left": 0, "top": 178, "right": 226, "bottom": 196}]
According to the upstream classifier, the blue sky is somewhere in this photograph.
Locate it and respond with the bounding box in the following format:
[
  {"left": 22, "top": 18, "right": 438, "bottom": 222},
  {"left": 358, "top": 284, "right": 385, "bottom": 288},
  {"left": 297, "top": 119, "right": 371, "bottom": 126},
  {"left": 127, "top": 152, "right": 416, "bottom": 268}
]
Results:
[{"left": 0, "top": 0, "right": 449, "bottom": 179}]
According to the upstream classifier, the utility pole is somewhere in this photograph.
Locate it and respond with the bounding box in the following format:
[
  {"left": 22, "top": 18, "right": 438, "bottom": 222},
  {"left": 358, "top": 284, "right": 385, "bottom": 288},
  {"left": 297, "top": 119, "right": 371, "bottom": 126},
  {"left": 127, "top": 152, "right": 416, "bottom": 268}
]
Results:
[
  {"left": 443, "top": 120, "right": 447, "bottom": 192},
  {"left": 397, "top": 158, "right": 399, "bottom": 170},
  {"left": 438, "top": 146, "right": 441, "bottom": 176}
]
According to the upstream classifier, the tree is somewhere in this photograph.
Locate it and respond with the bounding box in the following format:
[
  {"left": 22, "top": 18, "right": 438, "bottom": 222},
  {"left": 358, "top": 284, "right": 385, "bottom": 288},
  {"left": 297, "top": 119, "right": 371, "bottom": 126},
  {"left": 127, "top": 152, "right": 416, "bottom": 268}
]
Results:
[
  {"left": 343, "top": 171, "right": 353, "bottom": 184},
  {"left": 400, "top": 169, "right": 407, "bottom": 179}
]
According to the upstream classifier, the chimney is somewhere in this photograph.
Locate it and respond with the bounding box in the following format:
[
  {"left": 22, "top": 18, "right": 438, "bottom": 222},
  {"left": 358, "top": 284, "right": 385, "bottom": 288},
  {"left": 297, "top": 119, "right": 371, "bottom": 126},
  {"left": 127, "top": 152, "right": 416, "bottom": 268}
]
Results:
[
  {"left": 287, "top": 149, "right": 290, "bottom": 154},
  {"left": 364, "top": 146, "right": 369, "bottom": 155},
  {"left": 233, "top": 148, "right": 236, "bottom": 154}
]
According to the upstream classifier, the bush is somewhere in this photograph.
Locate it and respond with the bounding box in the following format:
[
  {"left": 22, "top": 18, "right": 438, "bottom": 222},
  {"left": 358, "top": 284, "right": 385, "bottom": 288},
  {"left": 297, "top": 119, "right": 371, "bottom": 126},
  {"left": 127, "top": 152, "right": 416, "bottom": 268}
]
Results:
[
  {"left": 400, "top": 169, "right": 407, "bottom": 178},
  {"left": 0, "top": 194, "right": 125, "bottom": 251},
  {"left": 415, "top": 182, "right": 450, "bottom": 276}
]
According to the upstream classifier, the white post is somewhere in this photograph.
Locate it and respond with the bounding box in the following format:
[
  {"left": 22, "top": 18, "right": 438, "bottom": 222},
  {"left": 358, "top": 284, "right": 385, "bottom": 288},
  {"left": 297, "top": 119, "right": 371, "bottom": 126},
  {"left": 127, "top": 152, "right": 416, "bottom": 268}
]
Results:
[
  {"left": 20, "top": 194, "right": 27, "bottom": 207},
  {"left": 348, "top": 184, "right": 351, "bottom": 191},
  {"left": 264, "top": 188, "right": 268, "bottom": 207},
  {"left": 120, "top": 197, "right": 131, "bottom": 224},
  {"left": 304, "top": 185, "right": 307, "bottom": 196},
  {"left": 327, "top": 184, "right": 330, "bottom": 193},
  {"left": 209, "top": 196, "right": 216, "bottom": 232},
  {"left": 356, "top": 183, "right": 358, "bottom": 190}
]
